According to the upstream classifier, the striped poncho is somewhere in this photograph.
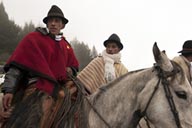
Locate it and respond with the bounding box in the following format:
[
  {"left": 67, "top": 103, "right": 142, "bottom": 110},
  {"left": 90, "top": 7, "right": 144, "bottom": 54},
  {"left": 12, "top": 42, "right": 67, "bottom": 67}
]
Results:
[{"left": 77, "top": 56, "right": 128, "bottom": 94}]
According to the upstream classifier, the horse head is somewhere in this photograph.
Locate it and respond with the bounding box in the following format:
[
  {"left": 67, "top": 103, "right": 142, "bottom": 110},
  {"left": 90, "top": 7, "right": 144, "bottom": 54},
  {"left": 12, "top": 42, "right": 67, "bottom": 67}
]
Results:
[{"left": 138, "top": 43, "right": 192, "bottom": 128}]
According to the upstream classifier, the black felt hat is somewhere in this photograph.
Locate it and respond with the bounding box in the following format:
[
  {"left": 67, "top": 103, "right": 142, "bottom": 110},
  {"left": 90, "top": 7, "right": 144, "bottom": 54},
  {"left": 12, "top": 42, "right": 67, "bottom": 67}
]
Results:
[
  {"left": 178, "top": 40, "right": 192, "bottom": 54},
  {"left": 43, "top": 5, "right": 68, "bottom": 24},
  {"left": 103, "top": 33, "right": 123, "bottom": 50}
]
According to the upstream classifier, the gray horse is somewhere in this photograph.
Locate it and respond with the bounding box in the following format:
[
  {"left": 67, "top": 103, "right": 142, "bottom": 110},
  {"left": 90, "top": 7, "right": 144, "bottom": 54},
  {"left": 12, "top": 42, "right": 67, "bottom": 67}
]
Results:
[{"left": 78, "top": 43, "right": 192, "bottom": 128}]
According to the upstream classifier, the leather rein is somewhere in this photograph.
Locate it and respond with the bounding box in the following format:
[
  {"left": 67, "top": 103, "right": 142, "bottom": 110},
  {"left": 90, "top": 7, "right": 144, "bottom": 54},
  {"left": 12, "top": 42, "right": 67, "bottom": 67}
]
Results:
[{"left": 138, "top": 63, "right": 182, "bottom": 128}]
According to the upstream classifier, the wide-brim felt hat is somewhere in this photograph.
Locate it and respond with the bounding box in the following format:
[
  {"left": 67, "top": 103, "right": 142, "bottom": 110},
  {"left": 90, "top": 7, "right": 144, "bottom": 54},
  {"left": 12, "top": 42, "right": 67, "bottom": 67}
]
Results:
[
  {"left": 43, "top": 5, "right": 68, "bottom": 24},
  {"left": 178, "top": 40, "right": 192, "bottom": 54},
  {"left": 104, "top": 33, "right": 123, "bottom": 50}
]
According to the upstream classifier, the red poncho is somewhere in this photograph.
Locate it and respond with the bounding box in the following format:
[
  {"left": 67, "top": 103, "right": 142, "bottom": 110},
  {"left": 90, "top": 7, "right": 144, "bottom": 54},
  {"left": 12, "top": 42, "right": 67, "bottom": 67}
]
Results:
[{"left": 5, "top": 32, "right": 79, "bottom": 95}]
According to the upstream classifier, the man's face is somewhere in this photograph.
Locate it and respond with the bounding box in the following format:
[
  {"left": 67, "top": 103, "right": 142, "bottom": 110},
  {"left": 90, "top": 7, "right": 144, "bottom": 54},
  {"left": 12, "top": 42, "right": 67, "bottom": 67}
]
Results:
[
  {"left": 187, "top": 55, "right": 192, "bottom": 62},
  {"left": 47, "top": 17, "right": 65, "bottom": 35},
  {"left": 106, "top": 42, "right": 120, "bottom": 54}
]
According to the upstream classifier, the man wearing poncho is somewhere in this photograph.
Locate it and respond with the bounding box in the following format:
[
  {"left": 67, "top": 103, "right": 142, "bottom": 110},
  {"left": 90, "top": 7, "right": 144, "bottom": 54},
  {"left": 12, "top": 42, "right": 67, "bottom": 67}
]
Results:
[
  {"left": 77, "top": 33, "right": 128, "bottom": 94},
  {"left": 1, "top": 5, "right": 79, "bottom": 128}
]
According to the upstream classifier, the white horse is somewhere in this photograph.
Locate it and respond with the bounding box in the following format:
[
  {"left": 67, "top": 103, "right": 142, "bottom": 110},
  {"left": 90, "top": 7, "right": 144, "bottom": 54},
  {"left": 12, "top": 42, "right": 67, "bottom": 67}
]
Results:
[{"left": 77, "top": 43, "right": 192, "bottom": 128}]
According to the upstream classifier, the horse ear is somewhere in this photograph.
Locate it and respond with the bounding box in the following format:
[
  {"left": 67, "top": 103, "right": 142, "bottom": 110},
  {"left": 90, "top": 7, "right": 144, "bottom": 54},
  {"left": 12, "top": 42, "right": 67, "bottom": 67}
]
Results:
[
  {"left": 153, "top": 42, "right": 173, "bottom": 72},
  {"left": 153, "top": 42, "right": 161, "bottom": 63}
]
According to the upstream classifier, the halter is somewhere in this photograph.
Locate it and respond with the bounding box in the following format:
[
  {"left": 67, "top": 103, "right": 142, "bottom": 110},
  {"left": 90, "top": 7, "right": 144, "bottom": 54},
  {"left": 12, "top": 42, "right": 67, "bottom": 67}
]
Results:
[{"left": 139, "top": 63, "right": 182, "bottom": 128}]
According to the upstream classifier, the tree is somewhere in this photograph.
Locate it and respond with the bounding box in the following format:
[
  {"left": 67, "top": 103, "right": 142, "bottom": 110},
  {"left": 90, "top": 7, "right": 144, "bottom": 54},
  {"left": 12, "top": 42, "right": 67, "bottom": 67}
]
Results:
[
  {"left": 0, "top": 2, "right": 21, "bottom": 63},
  {"left": 19, "top": 21, "right": 35, "bottom": 39},
  {"left": 0, "top": 2, "right": 36, "bottom": 63},
  {"left": 90, "top": 45, "right": 98, "bottom": 59},
  {"left": 70, "top": 38, "right": 92, "bottom": 71}
]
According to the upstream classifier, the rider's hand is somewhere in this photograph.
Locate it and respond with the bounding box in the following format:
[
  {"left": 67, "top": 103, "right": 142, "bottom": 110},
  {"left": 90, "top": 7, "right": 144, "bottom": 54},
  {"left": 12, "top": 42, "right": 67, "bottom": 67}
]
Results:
[
  {"left": 2, "top": 93, "right": 13, "bottom": 110},
  {"left": 66, "top": 67, "right": 73, "bottom": 74}
]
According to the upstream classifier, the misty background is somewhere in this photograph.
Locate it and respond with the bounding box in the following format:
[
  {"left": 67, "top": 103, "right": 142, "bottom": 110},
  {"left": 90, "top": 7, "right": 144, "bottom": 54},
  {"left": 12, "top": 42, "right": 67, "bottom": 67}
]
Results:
[{"left": 1, "top": 0, "right": 192, "bottom": 71}]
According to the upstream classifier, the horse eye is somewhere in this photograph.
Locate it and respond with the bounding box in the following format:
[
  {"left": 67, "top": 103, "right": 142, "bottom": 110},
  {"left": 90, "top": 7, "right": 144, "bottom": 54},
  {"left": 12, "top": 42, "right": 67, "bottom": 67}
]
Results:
[{"left": 175, "top": 91, "right": 187, "bottom": 99}]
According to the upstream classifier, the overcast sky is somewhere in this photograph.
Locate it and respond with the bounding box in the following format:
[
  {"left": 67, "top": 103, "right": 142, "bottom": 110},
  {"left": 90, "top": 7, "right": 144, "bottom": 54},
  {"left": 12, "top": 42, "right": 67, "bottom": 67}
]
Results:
[{"left": 1, "top": 0, "right": 192, "bottom": 71}]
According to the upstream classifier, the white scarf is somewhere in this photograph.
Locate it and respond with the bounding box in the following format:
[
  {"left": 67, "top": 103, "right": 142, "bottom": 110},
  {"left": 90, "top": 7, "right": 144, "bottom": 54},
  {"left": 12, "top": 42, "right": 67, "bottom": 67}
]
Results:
[{"left": 102, "top": 50, "right": 121, "bottom": 82}]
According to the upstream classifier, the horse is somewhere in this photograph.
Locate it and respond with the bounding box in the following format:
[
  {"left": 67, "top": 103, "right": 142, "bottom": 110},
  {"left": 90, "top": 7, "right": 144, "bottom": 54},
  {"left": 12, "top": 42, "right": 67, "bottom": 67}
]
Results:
[{"left": 77, "top": 43, "right": 192, "bottom": 128}]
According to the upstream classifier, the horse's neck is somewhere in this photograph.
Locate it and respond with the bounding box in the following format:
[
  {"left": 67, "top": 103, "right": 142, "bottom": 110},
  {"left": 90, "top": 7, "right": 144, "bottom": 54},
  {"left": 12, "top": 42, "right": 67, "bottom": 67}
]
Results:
[
  {"left": 93, "top": 68, "right": 153, "bottom": 99},
  {"left": 87, "top": 68, "right": 155, "bottom": 127}
]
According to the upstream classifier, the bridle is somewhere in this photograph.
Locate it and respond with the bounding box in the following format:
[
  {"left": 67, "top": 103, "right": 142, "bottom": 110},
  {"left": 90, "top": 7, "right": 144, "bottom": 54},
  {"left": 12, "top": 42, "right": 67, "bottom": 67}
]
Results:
[{"left": 138, "top": 62, "right": 182, "bottom": 128}]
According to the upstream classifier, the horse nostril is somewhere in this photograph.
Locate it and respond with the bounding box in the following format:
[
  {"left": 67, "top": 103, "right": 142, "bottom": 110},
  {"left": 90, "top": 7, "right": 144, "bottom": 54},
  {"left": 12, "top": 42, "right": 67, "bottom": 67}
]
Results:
[{"left": 175, "top": 91, "right": 187, "bottom": 99}]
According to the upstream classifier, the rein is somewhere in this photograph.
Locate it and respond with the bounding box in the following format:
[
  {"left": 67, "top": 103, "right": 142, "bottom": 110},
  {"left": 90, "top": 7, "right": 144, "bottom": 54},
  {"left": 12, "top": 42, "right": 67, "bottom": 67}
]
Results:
[
  {"left": 140, "top": 64, "right": 182, "bottom": 128},
  {"left": 67, "top": 73, "right": 112, "bottom": 128},
  {"left": 161, "top": 71, "right": 182, "bottom": 128},
  {"left": 138, "top": 75, "right": 161, "bottom": 128},
  {"left": 51, "top": 78, "right": 84, "bottom": 128}
]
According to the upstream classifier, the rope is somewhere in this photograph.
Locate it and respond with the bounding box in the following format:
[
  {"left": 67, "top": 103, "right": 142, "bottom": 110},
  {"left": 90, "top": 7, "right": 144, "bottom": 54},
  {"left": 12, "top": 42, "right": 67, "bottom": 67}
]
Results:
[
  {"left": 45, "top": 74, "right": 84, "bottom": 128},
  {"left": 142, "top": 77, "right": 161, "bottom": 116},
  {"left": 67, "top": 73, "right": 112, "bottom": 128}
]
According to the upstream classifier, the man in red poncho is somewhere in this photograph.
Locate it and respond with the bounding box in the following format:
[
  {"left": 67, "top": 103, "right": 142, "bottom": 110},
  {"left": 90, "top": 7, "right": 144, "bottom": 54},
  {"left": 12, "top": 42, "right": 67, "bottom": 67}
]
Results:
[{"left": 1, "top": 5, "right": 79, "bottom": 128}]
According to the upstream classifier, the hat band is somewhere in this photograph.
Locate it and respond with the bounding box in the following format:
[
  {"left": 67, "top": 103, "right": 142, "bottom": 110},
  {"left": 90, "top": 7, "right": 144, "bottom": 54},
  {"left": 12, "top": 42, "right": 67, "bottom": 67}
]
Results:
[{"left": 183, "top": 48, "right": 192, "bottom": 50}]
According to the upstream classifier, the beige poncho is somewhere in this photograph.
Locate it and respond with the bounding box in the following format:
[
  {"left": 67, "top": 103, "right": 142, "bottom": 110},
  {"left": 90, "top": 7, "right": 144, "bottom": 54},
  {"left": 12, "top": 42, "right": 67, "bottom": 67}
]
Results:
[{"left": 77, "top": 55, "right": 128, "bottom": 94}]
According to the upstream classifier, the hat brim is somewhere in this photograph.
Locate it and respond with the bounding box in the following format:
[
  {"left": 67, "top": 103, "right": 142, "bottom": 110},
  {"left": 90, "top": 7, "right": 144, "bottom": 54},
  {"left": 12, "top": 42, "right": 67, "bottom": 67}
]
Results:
[
  {"left": 43, "top": 16, "right": 68, "bottom": 24},
  {"left": 178, "top": 50, "right": 192, "bottom": 54},
  {"left": 104, "top": 40, "right": 123, "bottom": 50}
]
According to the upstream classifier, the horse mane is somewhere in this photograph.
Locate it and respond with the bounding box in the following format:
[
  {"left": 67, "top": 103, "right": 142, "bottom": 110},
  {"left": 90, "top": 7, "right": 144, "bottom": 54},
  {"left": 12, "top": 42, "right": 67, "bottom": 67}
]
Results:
[
  {"left": 90, "top": 68, "right": 150, "bottom": 104},
  {"left": 100, "top": 68, "right": 147, "bottom": 90}
]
